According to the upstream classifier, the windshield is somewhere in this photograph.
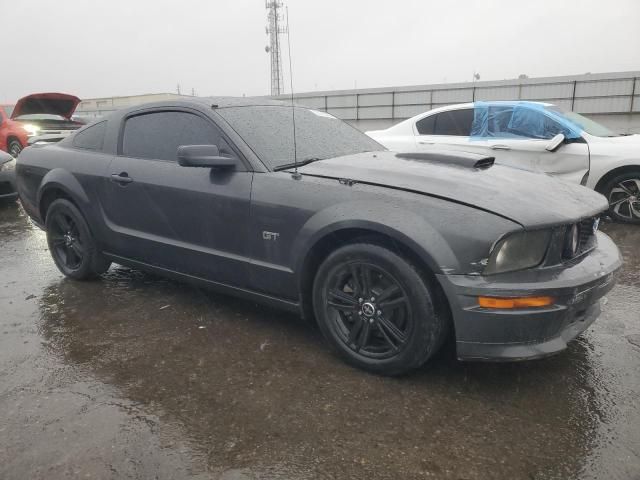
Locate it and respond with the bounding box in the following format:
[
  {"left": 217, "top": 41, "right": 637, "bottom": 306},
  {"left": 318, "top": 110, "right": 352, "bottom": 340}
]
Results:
[
  {"left": 2, "top": 105, "right": 14, "bottom": 116},
  {"left": 546, "top": 106, "right": 619, "bottom": 137},
  {"left": 216, "top": 105, "right": 383, "bottom": 169}
]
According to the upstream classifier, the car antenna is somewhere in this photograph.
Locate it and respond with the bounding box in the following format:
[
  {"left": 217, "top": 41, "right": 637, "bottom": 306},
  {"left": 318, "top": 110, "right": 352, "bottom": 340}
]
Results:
[{"left": 286, "top": 5, "right": 301, "bottom": 180}]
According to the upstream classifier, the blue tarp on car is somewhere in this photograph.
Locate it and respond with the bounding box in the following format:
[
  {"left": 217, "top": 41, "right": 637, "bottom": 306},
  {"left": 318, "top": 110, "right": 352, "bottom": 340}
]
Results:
[{"left": 470, "top": 101, "right": 583, "bottom": 140}]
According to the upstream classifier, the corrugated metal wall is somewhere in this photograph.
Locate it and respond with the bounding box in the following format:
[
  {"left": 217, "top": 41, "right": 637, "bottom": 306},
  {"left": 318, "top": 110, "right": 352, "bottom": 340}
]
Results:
[
  {"left": 273, "top": 71, "right": 640, "bottom": 133},
  {"left": 75, "top": 72, "right": 640, "bottom": 133}
]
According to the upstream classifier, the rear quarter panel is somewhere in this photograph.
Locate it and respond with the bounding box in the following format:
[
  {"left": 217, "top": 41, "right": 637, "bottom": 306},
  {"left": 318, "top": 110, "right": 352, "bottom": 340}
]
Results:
[
  {"left": 16, "top": 143, "right": 112, "bottom": 237},
  {"left": 367, "top": 120, "right": 417, "bottom": 152}
]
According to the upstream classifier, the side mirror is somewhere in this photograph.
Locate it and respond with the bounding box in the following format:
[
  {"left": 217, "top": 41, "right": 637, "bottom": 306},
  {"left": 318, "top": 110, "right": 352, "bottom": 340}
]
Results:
[
  {"left": 545, "top": 133, "right": 565, "bottom": 152},
  {"left": 177, "top": 145, "right": 238, "bottom": 168}
]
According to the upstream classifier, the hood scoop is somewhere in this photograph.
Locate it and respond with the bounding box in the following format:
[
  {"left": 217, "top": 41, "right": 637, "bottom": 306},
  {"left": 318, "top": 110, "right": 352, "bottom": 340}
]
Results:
[{"left": 395, "top": 151, "right": 495, "bottom": 169}]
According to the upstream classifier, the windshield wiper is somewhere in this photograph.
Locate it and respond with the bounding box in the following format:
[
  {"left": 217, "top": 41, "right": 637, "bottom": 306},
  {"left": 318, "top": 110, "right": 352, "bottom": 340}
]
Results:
[{"left": 273, "top": 157, "right": 323, "bottom": 171}]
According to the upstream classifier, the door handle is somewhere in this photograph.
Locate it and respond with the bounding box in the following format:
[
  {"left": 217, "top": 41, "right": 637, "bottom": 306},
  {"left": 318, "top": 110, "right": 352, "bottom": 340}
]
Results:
[
  {"left": 490, "top": 144, "right": 511, "bottom": 151},
  {"left": 111, "top": 172, "right": 133, "bottom": 185},
  {"left": 418, "top": 141, "right": 434, "bottom": 145}
]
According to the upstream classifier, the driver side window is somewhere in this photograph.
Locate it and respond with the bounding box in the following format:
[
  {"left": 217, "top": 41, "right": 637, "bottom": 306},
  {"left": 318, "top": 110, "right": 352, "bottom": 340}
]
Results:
[
  {"left": 505, "top": 107, "right": 570, "bottom": 140},
  {"left": 122, "top": 111, "right": 233, "bottom": 161}
]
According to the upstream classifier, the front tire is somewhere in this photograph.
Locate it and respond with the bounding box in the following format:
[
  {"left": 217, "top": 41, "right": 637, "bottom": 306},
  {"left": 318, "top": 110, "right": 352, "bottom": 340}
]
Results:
[
  {"left": 602, "top": 171, "right": 640, "bottom": 224},
  {"left": 312, "top": 243, "right": 447, "bottom": 376},
  {"left": 45, "top": 199, "right": 111, "bottom": 279}
]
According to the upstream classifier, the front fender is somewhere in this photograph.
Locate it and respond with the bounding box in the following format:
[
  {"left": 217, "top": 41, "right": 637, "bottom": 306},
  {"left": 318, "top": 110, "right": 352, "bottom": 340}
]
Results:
[
  {"left": 586, "top": 153, "right": 640, "bottom": 190},
  {"left": 291, "top": 200, "right": 459, "bottom": 278}
]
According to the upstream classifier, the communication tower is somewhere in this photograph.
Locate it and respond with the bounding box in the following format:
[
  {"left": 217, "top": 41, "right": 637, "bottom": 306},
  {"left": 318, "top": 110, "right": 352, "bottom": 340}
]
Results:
[{"left": 265, "top": 1, "right": 287, "bottom": 96}]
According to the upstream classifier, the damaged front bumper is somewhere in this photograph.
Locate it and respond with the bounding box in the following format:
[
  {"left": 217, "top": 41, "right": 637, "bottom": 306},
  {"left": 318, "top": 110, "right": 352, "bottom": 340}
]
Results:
[{"left": 437, "top": 231, "right": 622, "bottom": 361}]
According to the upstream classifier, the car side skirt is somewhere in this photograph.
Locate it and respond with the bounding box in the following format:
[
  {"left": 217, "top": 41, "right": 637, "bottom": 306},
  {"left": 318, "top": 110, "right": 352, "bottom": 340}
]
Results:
[{"left": 104, "top": 252, "right": 302, "bottom": 314}]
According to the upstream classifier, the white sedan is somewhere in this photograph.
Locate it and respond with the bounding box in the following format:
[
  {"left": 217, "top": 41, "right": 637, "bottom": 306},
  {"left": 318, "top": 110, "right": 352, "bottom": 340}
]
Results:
[{"left": 367, "top": 101, "right": 640, "bottom": 224}]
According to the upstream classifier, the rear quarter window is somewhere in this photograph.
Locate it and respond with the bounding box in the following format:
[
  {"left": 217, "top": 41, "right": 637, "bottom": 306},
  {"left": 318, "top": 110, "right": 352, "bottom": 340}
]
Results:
[
  {"left": 433, "top": 109, "right": 473, "bottom": 136},
  {"left": 415, "top": 115, "right": 436, "bottom": 135},
  {"left": 72, "top": 121, "right": 107, "bottom": 151}
]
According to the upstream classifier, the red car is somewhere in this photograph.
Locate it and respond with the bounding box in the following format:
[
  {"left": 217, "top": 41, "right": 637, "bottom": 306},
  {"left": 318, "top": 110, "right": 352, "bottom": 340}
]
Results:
[
  {"left": 0, "top": 93, "right": 82, "bottom": 156},
  {"left": 0, "top": 104, "right": 27, "bottom": 156}
]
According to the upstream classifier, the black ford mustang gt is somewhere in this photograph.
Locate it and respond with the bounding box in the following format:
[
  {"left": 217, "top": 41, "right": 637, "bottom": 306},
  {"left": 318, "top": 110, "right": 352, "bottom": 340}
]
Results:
[{"left": 15, "top": 97, "right": 622, "bottom": 375}]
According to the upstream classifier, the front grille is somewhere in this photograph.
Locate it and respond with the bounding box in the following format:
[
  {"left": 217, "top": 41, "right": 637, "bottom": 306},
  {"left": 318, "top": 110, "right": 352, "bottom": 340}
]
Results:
[
  {"left": 577, "top": 217, "right": 597, "bottom": 254},
  {"left": 563, "top": 216, "right": 598, "bottom": 261}
]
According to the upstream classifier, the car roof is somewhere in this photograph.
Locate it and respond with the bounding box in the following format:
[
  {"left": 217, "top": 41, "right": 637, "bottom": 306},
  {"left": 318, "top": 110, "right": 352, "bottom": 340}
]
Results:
[
  {"left": 164, "top": 96, "right": 289, "bottom": 108},
  {"left": 203, "top": 96, "right": 290, "bottom": 108},
  {"left": 376, "top": 100, "right": 558, "bottom": 134},
  {"left": 113, "top": 96, "right": 296, "bottom": 116},
  {"left": 426, "top": 100, "right": 553, "bottom": 114}
]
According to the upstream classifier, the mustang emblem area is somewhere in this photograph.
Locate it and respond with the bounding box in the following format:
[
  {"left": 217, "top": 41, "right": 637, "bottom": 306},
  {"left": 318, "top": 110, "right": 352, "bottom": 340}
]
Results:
[{"left": 361, "top": 302, "right": 376, "bottom": 317}]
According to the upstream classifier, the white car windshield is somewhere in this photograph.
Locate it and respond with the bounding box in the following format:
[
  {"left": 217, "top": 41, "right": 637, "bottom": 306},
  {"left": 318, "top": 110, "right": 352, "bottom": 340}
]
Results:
[{"left": 546, "top": 107, "right": 619, "bottom": 137}]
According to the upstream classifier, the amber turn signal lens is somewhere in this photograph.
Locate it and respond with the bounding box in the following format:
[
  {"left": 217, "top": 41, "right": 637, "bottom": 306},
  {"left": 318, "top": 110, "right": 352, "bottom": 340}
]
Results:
[{"left": 478, "top": 296, "right": 555, "bottom": 309}]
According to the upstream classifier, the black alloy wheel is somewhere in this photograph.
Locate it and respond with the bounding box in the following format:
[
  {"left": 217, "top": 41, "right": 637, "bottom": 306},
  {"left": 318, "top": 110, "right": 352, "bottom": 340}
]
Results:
[
  {"left": 313, "top": 242, "right": 447, "bottom": 375},
  {"left": 45, "top": 198, "right": 111, "bottom": 279},
  {"left": 325, "top": 262, "right": 413, "bottom": 359},
  {"left": 49, "top": 210, "right": 85, "bottom": 271},
  {"left": 604, "top": 172, "right": 640, "bottom": 224}
]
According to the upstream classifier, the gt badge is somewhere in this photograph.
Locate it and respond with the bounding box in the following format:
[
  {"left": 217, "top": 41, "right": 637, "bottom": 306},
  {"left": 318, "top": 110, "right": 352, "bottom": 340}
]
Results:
[{"left": 263, "top": 231, "right": 280, "bottom": 241}]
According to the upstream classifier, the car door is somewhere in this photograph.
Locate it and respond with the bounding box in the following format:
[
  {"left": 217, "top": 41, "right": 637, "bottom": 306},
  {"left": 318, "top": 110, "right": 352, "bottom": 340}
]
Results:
[
  {"left": 414, "top": 108, "right": 488, "bottom": 155},
  {"left": 99, "top": 108, "right": 253, "bottom": 286},
  {"left": 472, "top": 105, "right": 590, "bottom": 183}
]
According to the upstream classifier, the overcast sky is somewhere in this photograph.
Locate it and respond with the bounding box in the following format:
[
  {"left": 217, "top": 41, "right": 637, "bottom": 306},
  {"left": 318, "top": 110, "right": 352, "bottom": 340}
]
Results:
[{"left": 1, "top": 0, "right": 639, "bottom": 102}]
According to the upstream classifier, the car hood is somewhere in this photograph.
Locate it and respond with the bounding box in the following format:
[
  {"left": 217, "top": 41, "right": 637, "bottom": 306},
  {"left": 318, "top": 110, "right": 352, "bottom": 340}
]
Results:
[
  {"left": 298, "top": 151, "right": 608, "bottom": 228},
  {"left": 11, "top": 93, "right": 81, "bottom": 119},
  {"left": 584, "top": 133, "right": 640, "bottom": 157},
  {"left": 586, "top": 133, "right": 640, "bottom": 144}
]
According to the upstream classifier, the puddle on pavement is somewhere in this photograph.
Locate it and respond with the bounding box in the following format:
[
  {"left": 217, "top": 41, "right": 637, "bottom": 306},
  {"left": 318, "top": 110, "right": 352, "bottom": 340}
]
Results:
[{"left": 1, "top": 201, "right": 639, "bottom": 479}]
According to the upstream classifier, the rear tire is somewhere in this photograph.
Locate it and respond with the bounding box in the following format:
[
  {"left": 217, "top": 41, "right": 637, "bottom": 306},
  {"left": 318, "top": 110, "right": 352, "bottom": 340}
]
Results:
[
  {"left": 7, "top": 139, "right": 22, "bottom": 157},
  {"left": 602, "top": 170, "right": 640, "bottom": 224},
  {"left": 312, "top": 243, "right": 447, "bottom": 376},
  {"left": 45, "top": 199, "right": 111, "bottom": 279}
]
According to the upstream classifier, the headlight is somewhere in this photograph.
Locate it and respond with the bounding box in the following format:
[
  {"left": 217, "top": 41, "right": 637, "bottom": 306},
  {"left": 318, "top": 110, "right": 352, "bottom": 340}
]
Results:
[
  {"left": 484, "top": 230, "right": 551, "bottom": 275},
  {"left": 22, "top": 123, "right": 40, "bottom": 136}
]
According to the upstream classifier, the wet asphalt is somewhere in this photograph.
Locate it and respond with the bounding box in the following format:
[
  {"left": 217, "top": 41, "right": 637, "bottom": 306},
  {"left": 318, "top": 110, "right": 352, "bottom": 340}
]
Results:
[{"left": 0, "top": 200, "right": 639, "bottom": 480}]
